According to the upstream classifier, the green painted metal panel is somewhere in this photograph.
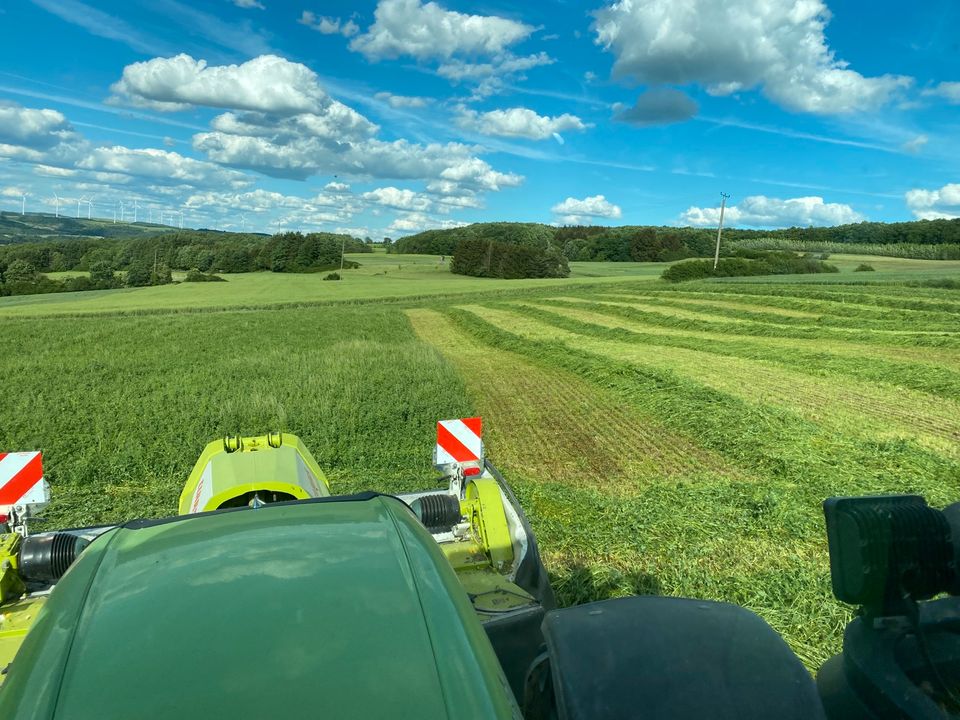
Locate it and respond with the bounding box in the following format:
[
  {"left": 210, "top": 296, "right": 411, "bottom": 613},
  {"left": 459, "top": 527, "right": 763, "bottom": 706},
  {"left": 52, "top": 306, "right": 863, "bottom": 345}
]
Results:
[{"left": 0, "top": 497, "right": 518, "bottom": 719}]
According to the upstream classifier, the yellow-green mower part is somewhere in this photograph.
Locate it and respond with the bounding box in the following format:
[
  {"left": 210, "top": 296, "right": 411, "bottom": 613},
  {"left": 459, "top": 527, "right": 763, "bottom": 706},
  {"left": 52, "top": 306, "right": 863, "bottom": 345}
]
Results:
[{"left": 178, "top": 432, "right": 330, "bottom": 515}]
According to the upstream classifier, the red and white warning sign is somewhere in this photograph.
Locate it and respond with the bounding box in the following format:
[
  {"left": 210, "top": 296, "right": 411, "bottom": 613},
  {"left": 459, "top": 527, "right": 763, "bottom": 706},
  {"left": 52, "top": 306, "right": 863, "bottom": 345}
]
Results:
[
  {"left": 0, "top": 451, "right": 51, "bottom": 512},
  {"left": 435, "top": 417, "right": 484, "bottom": 470}
]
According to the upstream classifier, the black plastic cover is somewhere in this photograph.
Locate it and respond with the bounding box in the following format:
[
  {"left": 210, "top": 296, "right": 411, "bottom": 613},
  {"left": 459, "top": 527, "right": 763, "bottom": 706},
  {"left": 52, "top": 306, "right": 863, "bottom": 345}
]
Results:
[{"left": 537, "top": 595, "right": 825, "bottom": 720}]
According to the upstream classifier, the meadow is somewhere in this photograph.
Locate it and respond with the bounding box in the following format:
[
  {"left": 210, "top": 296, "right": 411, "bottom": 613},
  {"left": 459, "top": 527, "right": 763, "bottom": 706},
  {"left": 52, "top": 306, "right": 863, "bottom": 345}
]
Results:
[{"left": 1, "top": 252, "right": 958, "bottom": 670}]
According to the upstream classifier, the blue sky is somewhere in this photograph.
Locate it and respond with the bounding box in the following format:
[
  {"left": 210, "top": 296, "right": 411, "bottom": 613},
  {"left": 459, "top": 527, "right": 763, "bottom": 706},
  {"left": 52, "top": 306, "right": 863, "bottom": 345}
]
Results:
[{"left": 0, "top": 0, "right": 958, "bottom": 237}]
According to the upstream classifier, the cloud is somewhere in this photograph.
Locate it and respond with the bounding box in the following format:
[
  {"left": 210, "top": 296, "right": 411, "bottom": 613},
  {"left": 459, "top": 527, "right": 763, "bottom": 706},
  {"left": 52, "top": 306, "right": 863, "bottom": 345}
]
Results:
[
  {"left": 921, "top": 82, "right": 960, "bottom": 104},
  {"left": 374, "top": 91, "right": 432, "bottom": 108},
  {"left": 456, "top": 106, "right": 590, "bottom": 140},
  {"left": 350, "top": 0, "right": 547, "bottom": 99},
  {"left": 324, "top": 181, "right": 350, "bottom": 192},
  {"left": 362, "top": 186, "right": 433, "bottom": 211},
  {"left": 109, "top": 54, "right": 328, "bottom": 114},
  {"left": 905, "top": 183, "right": 960, "bottom": 220},
  {"left": 615, "top": 88, "right": 698, "bottom": 126},
  {"left": 552, "top": 194, "right": 622, "bottom": 224},
  {"left": 110, "top": 54, "right": 522, "bottom": 198},
  {"left": 436, "top": 52, "right": 553, "bottom": 82},
  {"left": 386, "top": 211, "right": 468, "bottom": 235},
  {"left": 184, "top": 188, "right": 360, "bottom": 222},
  {"left": 194, "top": 117, "right": 521, "bottom": 192},
  {"left": 0, "top": 101, "right": 250, "bottom": 192},
  {"left": 901, "top": 134, "right": 928, "bottom": 154},
  {"left": 350, "top": 0, "right": 533, "bottom": 61},
  {"left": 681, "top": 195, "right": 863, "bottom": 227},
  {"left": 76, "top": 146, "right": 251, "bottom": 188},
  {"left": 233, "top": 0, "right": 264, "bottom": 8},
  {"left": 299, "top": 11, "right": 359, "bottom": 37},
  {"left": 0, "top": 102, "right": 81, "bottom": 150},
  {"left": 592, "top": 0, "right": 911, "bottom": 114}
]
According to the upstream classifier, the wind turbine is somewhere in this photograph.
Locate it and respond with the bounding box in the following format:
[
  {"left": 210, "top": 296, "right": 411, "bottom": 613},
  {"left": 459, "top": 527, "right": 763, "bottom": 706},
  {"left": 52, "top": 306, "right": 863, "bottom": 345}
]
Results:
[
  {"left": 119, "top": 200, "right": 125, "bottom": 223},
  {"left": 132, "top": 200, "right": 140, "bottom": 223},
  {"left": 148, "top": 208, "right": 153, "bottom": 224},
  {"left": 53, "top": 192, "right": 61, "bottom": 218},
  {"left": 76, "top": 196, "right": 86, "bottom": 219},
  {"left": 20, "top": 193, "right": 26, "bottom": 216},
  {"left": 86, "top": 196, "right": 95, "bottom": 219},
  {"left": 239, "top": 213, "right": 247, "bottom": 232},
  {"left": 178, "top": 210, "right": 184, "bottom": 229}
]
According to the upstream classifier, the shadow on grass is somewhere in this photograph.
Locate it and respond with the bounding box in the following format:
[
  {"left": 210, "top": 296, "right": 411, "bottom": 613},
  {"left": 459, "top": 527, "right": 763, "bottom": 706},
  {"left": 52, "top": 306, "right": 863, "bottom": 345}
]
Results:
[{"left": 550, "top": 564, "right": 662, "bottom": 607}]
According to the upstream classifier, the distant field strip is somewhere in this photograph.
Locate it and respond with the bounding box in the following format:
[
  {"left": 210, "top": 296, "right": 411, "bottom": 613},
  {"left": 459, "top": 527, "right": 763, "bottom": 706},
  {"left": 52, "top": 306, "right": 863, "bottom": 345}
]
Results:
[
  {"left": 597, "top": 292, "right": 960, "bottom": 331},
  {"left": 533, "top": 295, "right": 960, "bottom": 347},
  {"left": 514, "top": 300, "right": 960, "bottom": 372},
  {"left": 406, "top": 309, "right": 744, "bottom": 489},
  {"left": 457, "top": 304, "right": 960, "bottom": 457}
]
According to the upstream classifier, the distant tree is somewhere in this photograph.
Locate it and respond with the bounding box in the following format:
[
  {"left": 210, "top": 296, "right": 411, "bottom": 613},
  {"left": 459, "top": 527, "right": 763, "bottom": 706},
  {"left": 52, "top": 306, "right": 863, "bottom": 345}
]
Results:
[
  {"left": 151, "top": 262, "right": 173, "bottom": 285},
  {"left": 89, "top": 261, "right": 119, "bottom": 287},
  {"left": 4, "top": 259, "right": 39, "bottom": 284},
  {"left": 125, "top": 258, "right": 153, "bottom": 287}
]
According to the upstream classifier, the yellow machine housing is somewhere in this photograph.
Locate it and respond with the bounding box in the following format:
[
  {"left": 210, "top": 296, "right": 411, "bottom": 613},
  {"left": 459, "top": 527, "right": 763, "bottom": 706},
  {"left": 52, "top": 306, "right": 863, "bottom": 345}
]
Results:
[{"left": 177, "top": 433, "right": 330, "bottom": 515}]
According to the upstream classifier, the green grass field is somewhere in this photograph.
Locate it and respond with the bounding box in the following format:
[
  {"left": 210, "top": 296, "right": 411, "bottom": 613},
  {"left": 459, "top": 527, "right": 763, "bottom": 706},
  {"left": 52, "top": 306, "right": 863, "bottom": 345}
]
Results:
[{"left": 1, "top": 252, "right": 958, "bottom": 670}]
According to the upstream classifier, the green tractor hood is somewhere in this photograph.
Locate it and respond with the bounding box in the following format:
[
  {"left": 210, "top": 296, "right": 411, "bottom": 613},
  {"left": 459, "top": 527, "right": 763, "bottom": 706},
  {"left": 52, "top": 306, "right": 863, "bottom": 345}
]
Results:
[{"left": 0, "top": 494, "right": 520, "bottom": 719}]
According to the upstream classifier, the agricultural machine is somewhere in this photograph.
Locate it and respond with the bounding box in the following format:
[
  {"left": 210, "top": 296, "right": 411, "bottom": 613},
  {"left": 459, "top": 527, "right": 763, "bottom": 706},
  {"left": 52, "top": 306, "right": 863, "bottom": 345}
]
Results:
[{"left": 1, "top": 420, "right": 959, "bottom": 718}]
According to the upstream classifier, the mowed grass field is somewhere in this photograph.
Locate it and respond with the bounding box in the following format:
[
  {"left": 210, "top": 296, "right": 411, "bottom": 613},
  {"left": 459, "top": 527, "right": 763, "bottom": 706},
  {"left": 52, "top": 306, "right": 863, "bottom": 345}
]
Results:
[{"left": 1, "top": 253, "right": 959, "bottom": 670}]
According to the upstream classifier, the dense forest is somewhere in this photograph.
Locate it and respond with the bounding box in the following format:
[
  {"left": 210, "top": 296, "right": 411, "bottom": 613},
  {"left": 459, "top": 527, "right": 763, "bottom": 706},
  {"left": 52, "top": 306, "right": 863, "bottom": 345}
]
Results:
[
  {"left": 450, "top": 237, "right": 569, "bottom": 279},
  {"left": 395, "top": 218, "right": 960, "bottom": 262},
  {"left": 0, "top": 230, "right": 370, "bottom": 296}
]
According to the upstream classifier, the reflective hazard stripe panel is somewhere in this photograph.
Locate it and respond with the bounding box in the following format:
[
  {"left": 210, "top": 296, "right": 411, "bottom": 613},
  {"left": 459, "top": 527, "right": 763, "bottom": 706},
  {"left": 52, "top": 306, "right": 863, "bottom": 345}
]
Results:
[
  {"left": 436, "top": 418, "right": 483, "bottom": 467},
  {"left": 0, "top": 452, "right": 44, "bottom": 507}
]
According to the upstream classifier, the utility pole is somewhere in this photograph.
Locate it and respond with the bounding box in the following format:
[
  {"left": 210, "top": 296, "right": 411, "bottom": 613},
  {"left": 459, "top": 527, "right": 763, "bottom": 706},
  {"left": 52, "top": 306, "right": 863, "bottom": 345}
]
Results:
[{"left": 713, "top": 192, "right": 730, "bottom": 270}]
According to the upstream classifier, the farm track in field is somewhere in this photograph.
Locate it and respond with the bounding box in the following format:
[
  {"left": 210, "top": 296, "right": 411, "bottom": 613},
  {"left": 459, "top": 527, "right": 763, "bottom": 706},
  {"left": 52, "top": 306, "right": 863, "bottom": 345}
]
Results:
[
  {"left": 458, "top": 304, "right": 960, "bottom": 456},
  {"left": 406, "top": 309, "right": 745, "bottom": 490}
]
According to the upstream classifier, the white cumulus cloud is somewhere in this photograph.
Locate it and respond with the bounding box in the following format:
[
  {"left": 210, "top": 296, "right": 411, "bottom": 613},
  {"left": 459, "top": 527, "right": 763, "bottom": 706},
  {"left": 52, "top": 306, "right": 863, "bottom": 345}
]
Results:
[
  {"left": 109, "top": 54, "right": 329, "bottom": 114},
  {"left": 386, "top": 211, "right": 468, "bottom": 235},
  {"left": 681, "top": 195, "right": 863, "bottom": 227},
  {"left": 552, "top": 195, "right": 622, "bottom": 224},
  {"left": 362, "top": 186, "right": 433, "bottom": 211},
  {"left": 108, "top": 55, "right": 523, "bottom": 196},
  {"left": 350, "top": 0, "right": 533, "bottom": 61},
  {"left": 905, "top": 183, "right": 960, "bottom": 220},
  {"left": 456, "top": 107, "right": 590, "bottom": 140},
  {"left": 299, "top": 11, "right": 359, "bottom": 37},
  {"left": 592, "top": 0, "right": 911, "bottom": 114},
  {"left": 351, "top": 0, "right": 548, "bottom": 98}
]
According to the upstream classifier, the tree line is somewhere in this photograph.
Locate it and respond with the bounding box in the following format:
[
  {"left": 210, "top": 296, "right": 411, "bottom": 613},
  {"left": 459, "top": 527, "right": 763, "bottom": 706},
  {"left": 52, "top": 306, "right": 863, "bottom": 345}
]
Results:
[
  {"left": 394, "top": 218, "right": 960, "bottom": 262},
  {"left": 0, "top": 230, "right": 371, "bottom": 297}
]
